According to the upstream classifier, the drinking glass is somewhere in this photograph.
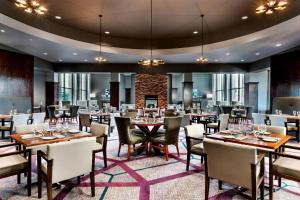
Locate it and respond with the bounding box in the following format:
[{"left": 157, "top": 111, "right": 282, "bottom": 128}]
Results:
[
  {"left": 275, "top": 109, "right": 279, "bottom": 115},
  {"left": 297, "top": 111, "right": 300, "bottom": 116},
  {"left": 293, "top": 111, "right": 297, "bottom": 116},
  {"left": 279, "top": 110, "right": 282, "bottom": 115}
]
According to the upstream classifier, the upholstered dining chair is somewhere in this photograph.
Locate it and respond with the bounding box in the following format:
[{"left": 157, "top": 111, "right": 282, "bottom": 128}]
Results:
[
  {"left": 202, "top": 138, "right": 265, "bottom": 200},
  {"left": 150, "top": 116, "right": 182, "bottom": 161},
  {"left": 252, "top": 113, "right": 266, "bottom": 125},
  {"left": 0, "top": 143, "right": 32, "bottom": 196},
  {"left": 13, "top": 114, "right": 31, "bottom": 129},
  {"left": 184, "top": 124, "right": 205, "bottom": 171},
  {"left": 79, "top": 113, "right": 92, "bottom": 131},
  {"left": 37, "top": 137, "right": 97, "bottom": 200},
  {"left": 90, "top": 123, "right": 108, "bottom": 167},
  {"left": 206, "top": 114, "right": 229, "bottom": 133},
  {"left": 115, "top": 117, "right": 146, "bottom": 160},
  {"left": 32, "top": 112, "right": 46, "bottom": 124},
  {"left": 269, "top": 144, "right": 300, "bottom": 200},
  {"left": 164, "top": 111, "right": 177, "bottom": 117},
  {"left": 47, "top": 105, "right": 61, "bottom": 124},
  {"left": 253, "top": 125, "right": 286, "bottom": 135},
  {"left": 0, "top": 116, "right": 14, "bottom": 140},
  {"left": 65, "top": 105, "right": 79, "bottom": 123}
]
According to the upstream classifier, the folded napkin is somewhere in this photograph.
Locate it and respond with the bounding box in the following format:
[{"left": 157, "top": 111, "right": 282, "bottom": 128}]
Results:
[{"left": 20, "top": 134, "right": 35, "bottom": 139}]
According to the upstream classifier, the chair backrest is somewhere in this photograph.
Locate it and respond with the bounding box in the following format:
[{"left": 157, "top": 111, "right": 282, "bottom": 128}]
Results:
[
  {"left": 253, "top": 125, "right": 286, "bottom": 135},
  {"left": 123, "top": 112, "right": 136, "bottom": 118},
  {"left": 164, "top": 111, "right": 177, "bottom": 117},
  {"left": 15, "top": 123, "right": 45, "bottom": 134},
  {"left": 69, "top": 105, "right": 79, "bottom": 117},
  {"left": 77, "top": 100, "right": 88, "bottom": 109},
  {"left": 203, "top": 138, "right": 257, "bottom": 189},
  {"left": 32, "top": 112, "right": 45, "bottom": 124},
  {"left": 252, "top": 113, "right": 266, "bottom": 125},
  {"left": 269, "top": 115, "right": 286, "bottom": 127},
  {"left": 164, "top": 117, "right": 182, "bottom": 145},
  {"left": 115, "top": 117, "right": 131, "bottom": 144},
  {"left": 13, "top": 114, "right": 30, "bottom": 130},
  {"left": 62, "top": 101, "right": 71, "bottom": 108},
  {"left": 90, "top": 123, "right": 108, "bottom": 144},
  {"left": 181, "top": 114, "right": 191, "bottom": 127},
  {"left": 47, "top": 106, "right": 56, "bottom": 118},
  {"left": 184, "top": 124, "right": 204, "bottom": 138},
  {"left": 219, "top": 114, "right": 230, "bottom": 131},
  {"left": 47, "top": 137, "right": 96, "bottom": 184},
  {"left": 79, "top": 113, "right": 91, "bottom": 127}
]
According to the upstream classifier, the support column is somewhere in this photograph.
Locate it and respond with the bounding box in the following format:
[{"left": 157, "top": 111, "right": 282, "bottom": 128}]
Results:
[
  {"left": 183, "top": 73, "right": 193, "bottom": 109},
  {"left": 110, "top": 73, "right": 120, "bottom": 110}
]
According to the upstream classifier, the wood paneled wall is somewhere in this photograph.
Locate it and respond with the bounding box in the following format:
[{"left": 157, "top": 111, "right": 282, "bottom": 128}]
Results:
[{"left": 0, "top": 49, "right": 33, "bottom": 113}]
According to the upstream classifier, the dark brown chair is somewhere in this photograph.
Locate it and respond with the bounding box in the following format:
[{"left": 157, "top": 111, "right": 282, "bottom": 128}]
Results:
[
  {"left": 79, "top": 113, "right": 92, "bottom": 131},
  {"left": 0, "top": 117, "right": 14, "bottom": 140},
  {"left": 47, "top": 105, "right": 61, "bottom": 124},
  {"left": 0, "top": 143, "right": 31, "bottom": 196},
  {"left": 150, "top": 117, "right": 182, "bottom": 161},
  {"left": 269, "top": 144, "right": 300, "bottom": 200},
  {"left": 65, "top": 105, "right": 79, "bottom": 123},
  {"left": 164, "top": 111, "right": 177, "bottom": 117},
  {"left": 115, "top": 117, "right": 146, "bottom": 160}
]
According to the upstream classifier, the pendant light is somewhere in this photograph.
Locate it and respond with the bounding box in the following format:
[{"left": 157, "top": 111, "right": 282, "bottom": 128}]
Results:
[
  {"left": 95, "top": 15, "right": 107, "bottom": 63},
  {"left": 196, "top": 14, "right": 208, "bottom": 63}
]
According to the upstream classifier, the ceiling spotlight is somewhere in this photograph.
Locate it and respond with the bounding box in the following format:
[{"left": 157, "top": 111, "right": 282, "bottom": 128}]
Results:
[
  {"left": 84, "top": 59, "right": 88, "bottom": 62},
  {"left": 256, "top": 0, "right": 288, "bottom": 15},
  {"left": 241, "top": 16, "right": 248, "bottom": 20},
  {"left": 275, "top": 43, "right": 282, "bottom": 47},
  {"left": 15, "top": 0, "right": 48, "bottom": 15},
  {"left": 29, "top": 38, "right": 33, "bottom": 41},
  {"left": 0, "top": 29, "right": 5, "bottom": 33},
  {"left": 215, "top": 59, "right": 219, "bottom": 62},
  {"left": 43, "top": 52, "right": 48, "bottom": 55},
  {"left": 104, "top": 31, "right": 110, "bottom": 35},
  {"left": 193, "top": 31, "right": 199, "bottom": 34},
  {"left": 255, "top": 52, "right": 261, "bottom": 56},
  {"left": 55, "top": 16, "right": 62, "bottom": 20},
  {"left": 241, "top": 59, "right": 245, "bottom": 62},
  {"left": 73, "top": 52, "right": 77, "bottom": 55},
  {"left": 226, "top": 53, "right": 231, "bottom": 56},
  {"left": 58, "top": 59, "right": 63, "bottom": 62}
]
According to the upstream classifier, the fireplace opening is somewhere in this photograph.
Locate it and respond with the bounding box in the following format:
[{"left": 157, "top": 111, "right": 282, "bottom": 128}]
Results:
[{"left": 145, "top": 95, "right": 158, "bottom": 108}]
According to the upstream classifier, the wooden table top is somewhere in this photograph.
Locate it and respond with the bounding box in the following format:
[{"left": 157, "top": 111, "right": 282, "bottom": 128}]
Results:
[
  {"left": 131, "top": 120, "right": 164, "bottom": 126},
  {"left": 0, "top": 115, "right": 12, "bottom": 120},
  {"left": 267, "top": 114, "right": 300, "bottom": 120},
  {"left": 11, "top": 132, "right": 93, "bottom": 147},
  {"left": 207, "top": 132, "right": 291, "bottom": 150},
  {"left": 190, "top": 113, "right": 216, "bottom": 117},
  {"left": 90, "top": 112, "right": 110, "bottom": 117}
]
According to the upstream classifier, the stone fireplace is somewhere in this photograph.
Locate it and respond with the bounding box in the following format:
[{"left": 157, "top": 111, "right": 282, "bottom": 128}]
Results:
[{"left": 135, "top": 74, "right": 168, "bottom": 109}]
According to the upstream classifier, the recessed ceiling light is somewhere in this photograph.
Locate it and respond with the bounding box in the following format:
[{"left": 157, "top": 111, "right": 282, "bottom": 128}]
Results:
[
  {"left": 43, "top": 52, "right": 48, "bottom": 55},
  {"left": 84, "top": 59, "right": 88, "bottom": 62},
  {"left": 0, "top": 29, "right": 5, "bottom": 33},
  {"left": 226, "top": 53, "right": 231, "bottom": 56},
  {"left": 55, "top": 16, "right": 62, "bottom": 20},
  {"left": 255, "top": 52, "right": 260, "bottom": 56},
  {"left": 241, "top": 59, "right": 245, "bottom": 62},
  {"left": 73, "top": 52, "right": 77, "bottom": 55},
  {"left": 241, "top": 16, "right": 248, "bottom": 20},
  {"left": 275, "top": 43, "right": 282, "bottom": 47},
  {"left": 215, "top": 59, "right": 219, "bottom": 62},
  {"left": 193, "top": 31, "right": 199, "bottom": 34},
  {"left": 29, "top": 38, "right": 33, "bottom": 41},
  {"left": 104, "top": 31, "right": 110, "bottom": 35},
  {"left": 58, "top": 59, "right": 63, "bottom": 62}
]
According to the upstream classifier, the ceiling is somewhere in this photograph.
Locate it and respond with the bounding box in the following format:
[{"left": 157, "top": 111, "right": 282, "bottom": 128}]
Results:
[
  {"left": 1, "top": 0, "right": 300, "bottom": 49},
  {"left": 0, "top": 0, "right": 300, "bottom": 64}
]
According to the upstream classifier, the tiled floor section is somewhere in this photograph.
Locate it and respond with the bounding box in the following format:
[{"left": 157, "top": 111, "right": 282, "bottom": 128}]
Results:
[{"left": 0, "top": 125, "right": 300, "bottom": 200}]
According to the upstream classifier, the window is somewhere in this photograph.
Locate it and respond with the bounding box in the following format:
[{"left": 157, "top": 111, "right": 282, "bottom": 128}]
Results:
[{"left": 59, "top": 73, "right": 72, "bottom": 102}]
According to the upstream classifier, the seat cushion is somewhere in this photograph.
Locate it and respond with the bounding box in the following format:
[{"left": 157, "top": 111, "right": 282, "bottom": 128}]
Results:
[
  {"left": 273, "top": 157, "right": 300, "bottom": 179},
  {"left": 191, "top": 143, "right": 204, "bottom": 155},
  {"left": 0, "top": 155, "right": 28, "bottom": 175},
  {"left": 131, "top": 129, "right": 144, "bottom": 136},
  {"left": 287, "top": 126, "right": 298, "bottom": 131},
  {"left": 207, "top": 123, "right": 218, "bottom": 128},
  {"left": 150, "top": 135, "right": 166, "bottom": 144},
  {"left": 0, "top": 126, "right": 11, "bottom": 131},
  {"left": 129, "top": 133, "right": 145, "bottom": 144}
]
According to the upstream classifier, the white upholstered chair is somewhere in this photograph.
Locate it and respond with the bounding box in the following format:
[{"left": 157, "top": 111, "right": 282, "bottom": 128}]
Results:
[
  {"left": 13, "top": 114, "right": 31, "bottom": 131},
  {"left": 90, "top": 123, "right": 108, "bottom": 167},
  {"left": 184, "top": 124, "right": 205, "bottom": 171},
  {"left": 37, "top": 137, "right": 97, "bottom": 200},
  {"left": 32, "top": 112, "right": 46, "bottom": 124},
  {"left": 203, "top": 138, "right": 265, "bottom": 200},
  {"left": 206, "top": 114, "right": 229, "bottom": 133},
  {"left": 252, "top": 113, "right": 266, "bottom": 125},
  {"left": 269, "top": 115, "right": 286, "bottom": 127},
  {"left": 253, "top": 125, "right": 286, "bottom": 135}
]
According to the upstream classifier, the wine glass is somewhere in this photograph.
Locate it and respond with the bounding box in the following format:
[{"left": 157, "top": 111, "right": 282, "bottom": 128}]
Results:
[{"left": 293, "top": 111, "right": 297, "bottom": 116}]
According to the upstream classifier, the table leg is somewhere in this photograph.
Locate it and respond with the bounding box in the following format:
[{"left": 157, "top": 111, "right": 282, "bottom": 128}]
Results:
[{"left": 1, "top": 119, "right": 4, "bottom": 139}]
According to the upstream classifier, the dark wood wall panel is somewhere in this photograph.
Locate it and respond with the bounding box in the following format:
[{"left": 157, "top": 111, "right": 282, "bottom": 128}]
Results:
[
  {"left": 110, "top": 82, "right": 120, "bottom": 110},
  {"left": 0, "top": 49, "right": 33, "bottom": 113}
]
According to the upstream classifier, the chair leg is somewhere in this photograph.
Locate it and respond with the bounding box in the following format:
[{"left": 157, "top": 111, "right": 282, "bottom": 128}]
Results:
[
  {"left": 269, "top": 161, "right": 274, "bottom": 200},
  {"left": 260, "top": 178, "right": 264, "bottom": 200},
  {"left": 165, "top": 145, "right": 169, "bottom": 161},
  {"left": 205, "top": 177, "right": 210, "bottom": 200},
  {"left": 175, "top": 143, "right": 180, "bottom": 157},
  {"left": 127, "top": 145, "right": 131, "bottom": 160},
  {"left": 17, "top": 173, "right": 21, "bottom": 184},
  {"left": 252, "top": 185, "right": 257, "bottom": 200},
  {"left": 186, "top": 152, "right": 191, "bottom": 171},
  {"left": 90, "top": 172, "right": 95, "bottom": 197},
  {"left": 278, "top": 177, "right": 281, "bottom": 187},
  {"left": 103, "top": 149, "right": 107, "bottom": 168},
  {"left": 46, "top": 180, "right": 52, "bottom": 200},
  {"left": 77, "top": 176, "right": 81, "bottom": 184},
  {"left": 27, "top": 168, "right": 31, "bottom": 196},
  {"left": 117, "top": 143, "right": 121, "bottom": 157},
  {"left": 218, "top": 180, "right": 222, "bottom": 190},
  {"left": 200, "top": 156, "right": 203, "bottom": 164},
  {"left": 38, "top": 171, "right": 42, "bottom": 198}
]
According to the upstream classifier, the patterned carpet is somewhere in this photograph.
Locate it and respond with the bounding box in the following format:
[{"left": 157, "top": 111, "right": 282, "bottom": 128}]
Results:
[{"left": 1, "top": 126, "right": 300, "bottom": 200}]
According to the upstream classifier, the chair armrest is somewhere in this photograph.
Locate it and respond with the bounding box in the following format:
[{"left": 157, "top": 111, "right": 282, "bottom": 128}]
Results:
[
  {"left": 283, "top": 144, "right": 300, "bottom": 151},
  {"left": 186, "top": 136, "right": 203, "bottom": 141},
  {"left": 0, "top": 143, "right": 20, "bottom": 149},
  {"left": 271, "top": 151, "right": 300, "bottom": 160},
  {"left": 37, "top": 150, "right": 50, "bottom": 162},
  {"left": 254, "top": 153, "right": 265, "bottom": 166},
  {"left": 0, "top": 148, "right": 30, "bottom": 158}
]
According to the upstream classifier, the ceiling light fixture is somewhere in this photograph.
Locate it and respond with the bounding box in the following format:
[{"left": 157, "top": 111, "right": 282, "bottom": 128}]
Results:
[
  {"left": 73, "top": 52, "right": 77, "bottom": 55},
  {"left": 15, "top": 0, "right": 48, "bottom": 15},
  {"left": 138, "top": 0, "right": 165, "bottom": 66},
  {"left": 241, "top": 59, "right": 245, "bottom": 62},
  {"left": 84, "top": 59, "right": 88, "bottom": 62},
  {"left": 256, "top": 0, "right": 287, "bottom": 15},
  {"left": 58, "top": 59, "right": 63, "bottom": 62},
  {"left": 241, "top": 16, "right": 248, "bottom": 20},
  {"left": 226, "top": 53, "right": 231, "bottom": 56},
  {"left": 43, "top": 52, "right": 48, "bottom": 55},
  {"left": 55, "top": 16, "right": 62, "bottom": 20},
  {"left": 255, "top": 52, "right": 261, "bottom": 56},
  {"left": 95, "top": 15, "right": 107, "bottom": 63},
  {"left": 104, "top": 31, "right": 110, "bottom": 35},
  {"left": 275, "top": 43, "right": 282, "bottom": 47},
  {"left": 193, "top": 31, "right": 199, "bottom": 34},
  {"left": 0, "top": 29, "right": 5, "bottom": 33},
  {"left": 196, "top": 14, "right": 208, "bottom": 63}
]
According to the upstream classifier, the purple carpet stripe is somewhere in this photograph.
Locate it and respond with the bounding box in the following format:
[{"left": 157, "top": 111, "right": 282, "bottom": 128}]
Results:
[
  {"left": 139, "top": 185, "right": 150, "bottom": 200},
  {"left": 209, "top": 189, "right": 237, "bottom": 200},
  {"left": 281, "top": 187, "right": 300, "bottom": 196},
  {"left": 80, "top": 181, "right": 139, "bottom": 187},
  {"left": 148, "top": 170, "right": 198, "bottom": 185}
]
